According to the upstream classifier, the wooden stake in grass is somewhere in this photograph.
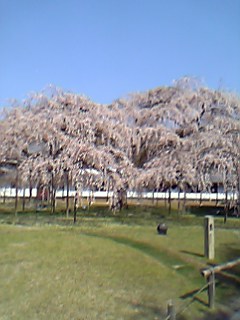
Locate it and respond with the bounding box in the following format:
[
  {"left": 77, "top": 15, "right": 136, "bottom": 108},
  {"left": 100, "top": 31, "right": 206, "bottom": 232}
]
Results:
[
  {"left": 207, "top": 271, "right": 215, "bottom": 308},
  {"left": 204, "top": 216, "right": 215, "bottom": 260},
  {"left": 167, "top": 300, "right": 176, "bottom": 320}
]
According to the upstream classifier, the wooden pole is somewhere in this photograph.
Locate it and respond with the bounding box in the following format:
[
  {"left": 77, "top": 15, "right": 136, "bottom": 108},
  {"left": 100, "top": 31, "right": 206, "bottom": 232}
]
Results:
[
  {"left": 201, "top": 258, "right": 240, "bottom": 309},
  {"left": 204, "top": 216, "right": 215, "bottom": 260},
  {"left": 201, "top": 258, "right": 240, "bottom": 278},
  {"left": 207, "top": 271, "right": 215, "bottom": 308},
  {"left": 167, "top": 300, "right": 176, "bottom": 320}
]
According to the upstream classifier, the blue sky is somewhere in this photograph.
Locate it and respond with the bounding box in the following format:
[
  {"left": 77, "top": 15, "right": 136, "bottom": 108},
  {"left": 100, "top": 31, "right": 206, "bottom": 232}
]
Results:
[{"left": 0, "top": 0, "right": 239, "bottom": 107}]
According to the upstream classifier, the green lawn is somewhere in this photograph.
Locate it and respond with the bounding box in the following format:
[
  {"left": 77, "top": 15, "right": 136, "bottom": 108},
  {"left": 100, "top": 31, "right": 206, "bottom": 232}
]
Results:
[{"left": 0, "top": 214, "right": 239, "bottom": 320}]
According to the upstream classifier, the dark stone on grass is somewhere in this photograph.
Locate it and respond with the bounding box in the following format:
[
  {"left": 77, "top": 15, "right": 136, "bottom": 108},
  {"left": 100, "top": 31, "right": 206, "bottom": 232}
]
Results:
[{"left": 157, "top": 223, "right": 168, "bottom": 235}]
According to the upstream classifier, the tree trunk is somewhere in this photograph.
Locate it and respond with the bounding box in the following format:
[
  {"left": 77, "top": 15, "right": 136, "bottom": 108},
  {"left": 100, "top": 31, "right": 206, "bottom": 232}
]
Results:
[
  {"left": 183, "top": 189, "right": 186, "bottom": 213},
  {"left": 52, "top": 189, "right": 56, "bottom": 214},
  {"left": 66, "top": 171, "right": 70, "bottom": 218},
  {"left": 3, "top": 189, "right": 6, "bottom": 204},
  {"left": 50, "top": 172, "right": 55, "bottom": 214},
  {"left": 73, "top": 187, "right": 78, "bottom": 224},
  {"left": 125, "top": 191, "right": 128, "bottom": 208},
  {"left": 47, "top": 185, "right": 51, "bottom": 205},
  {"left": 15, "top": 168, "right": 19, "bottom": 216},
  {"left": 29, "top": 170, "right": 32, "bottom": 202},
  {"left": 215, "top": 184, "right": 219, "bottom": 206},
  {"left": 200, "top": 191, "right": 203, "bottom": 206},
  {"left": 224, "top": 190, "right": 228, "bottom": 223},
  {"left": 73, "top": 204, "right": 77, "bottom": 223},
  {"left": 41, "top": 186, "right": 44, "bottom": 207},
  {"left": 156, "top": 188, "right": 159, "bottom": 206},
  {"left": 106, "top": 179, "right": 110, "bottom": 203},
  {"left": 177, "top": 190, "right": 181, "bottom": 214},
  {"left": 237, "top": 166, "right": 240, "bottom": 216},
  {"left": 87, "top": 190, "right": 94, "bottom": 210},
  {"left": 22, "top": 188, "right": 26, "bottom": 212},
  {"left": 168, "top": 188, "right": 171, "bottom": 214}
]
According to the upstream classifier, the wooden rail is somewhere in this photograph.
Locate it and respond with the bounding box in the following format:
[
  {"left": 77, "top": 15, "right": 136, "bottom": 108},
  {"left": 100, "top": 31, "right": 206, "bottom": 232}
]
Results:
[
  {"left": 201, "top": 258, "right": 240, "bottom": 278},
  {"left": 201, "top": 258, "right": 240, "bottom": 308}
]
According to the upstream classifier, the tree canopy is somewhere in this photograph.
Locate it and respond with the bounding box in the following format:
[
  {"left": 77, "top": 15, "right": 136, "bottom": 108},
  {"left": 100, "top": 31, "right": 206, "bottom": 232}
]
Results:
[{"left": 0, "top": 79, "right": 239, "bottom": 204}]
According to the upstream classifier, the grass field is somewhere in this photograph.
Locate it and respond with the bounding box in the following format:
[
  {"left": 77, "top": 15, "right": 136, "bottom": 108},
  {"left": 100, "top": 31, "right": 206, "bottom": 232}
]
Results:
[{"left": 0, "top": 203, "right": 240, "bottom": 319}]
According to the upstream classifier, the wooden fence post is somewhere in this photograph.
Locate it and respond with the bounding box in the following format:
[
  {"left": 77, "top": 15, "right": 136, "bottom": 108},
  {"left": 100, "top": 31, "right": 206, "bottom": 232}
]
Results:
[
  {"left": 202, "top": 258, "right": 240, "bottom": 309},
  {"left": 167, "top": 300, "right": 176, "bottom": 320},
  {"left": 207, "top": 271, "right": 215, "bottom": 308},
  {"left": 204, "top": 216, "right": 215, "bottom": 260}
]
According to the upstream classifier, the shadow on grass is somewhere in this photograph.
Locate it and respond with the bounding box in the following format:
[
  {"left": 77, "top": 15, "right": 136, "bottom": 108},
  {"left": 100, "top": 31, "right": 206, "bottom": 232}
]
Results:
[
  {"left": 125, "top": 296, "right": 239, "bottom": 320},
  {"left": 198, "top": 309, "right": 235, "bottom": 320},
  {"left": 218, "top": 243, "right": 240, "bottom": 262},
  {"left": 116, "top": 296, "right": 188, "bottom": 320},
  {"left": 181, "top": 250, "right": 204, "bottom": 258},
  {"left": 212, "top": 243, "right": 240, "bottom": 280},
  {"left": 216, "top": 272, "right": 240, "bottom": 288},
  {"left": 83, "top": 232, "right": 186, "bottom": 269},
  {"left": 126, "top": 301, "right": 190, "bottom": 320},
  {"left": 180, "top": 285, "right": 211, "bottom": 309},
  {"left": 180, "top": 287, "right": 208, "bottom": 301},
  {"left": 127, "top": 302, "right": 165, "bottom": 320}
]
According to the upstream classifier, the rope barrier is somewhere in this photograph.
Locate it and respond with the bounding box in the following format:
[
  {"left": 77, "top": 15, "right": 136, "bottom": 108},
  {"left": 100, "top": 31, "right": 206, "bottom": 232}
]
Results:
[
  {"left": 164, "top": 258, "right": 240, "bottom": 319},
  {"left": 164, "top": 279, "right": 215, "bottom": 320}
]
